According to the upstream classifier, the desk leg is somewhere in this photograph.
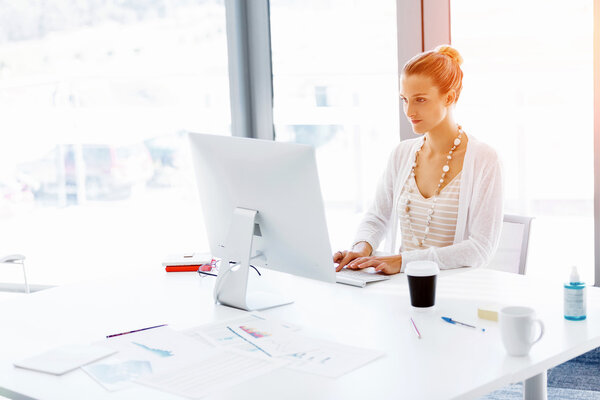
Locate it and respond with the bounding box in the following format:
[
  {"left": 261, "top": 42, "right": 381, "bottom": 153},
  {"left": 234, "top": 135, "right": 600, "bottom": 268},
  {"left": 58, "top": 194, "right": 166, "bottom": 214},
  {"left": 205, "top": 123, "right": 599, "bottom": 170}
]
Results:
[{"left": 523, "top": 371, "right": 547, "bottom": 400}]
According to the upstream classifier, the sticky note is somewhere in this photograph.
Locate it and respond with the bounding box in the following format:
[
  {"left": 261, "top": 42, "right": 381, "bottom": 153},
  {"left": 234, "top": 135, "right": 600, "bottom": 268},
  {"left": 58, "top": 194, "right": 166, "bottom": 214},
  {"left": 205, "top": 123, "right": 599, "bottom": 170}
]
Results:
[{"left": 477, "top": 305, "right": 500, "bottom": 321}]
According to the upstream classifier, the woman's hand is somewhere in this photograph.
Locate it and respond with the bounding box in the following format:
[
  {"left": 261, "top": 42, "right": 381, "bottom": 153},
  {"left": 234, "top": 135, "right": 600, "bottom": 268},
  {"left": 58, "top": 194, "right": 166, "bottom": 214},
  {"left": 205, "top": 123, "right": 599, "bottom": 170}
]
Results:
[
  {"left": 334, "top": 242, "right": 402, "bottom": 274},
  {"left": 333, "top": 241, "right": 373, "bottom": 272},
  {"left": 344, "top": 255, "right": 403, "bottom": 275}
]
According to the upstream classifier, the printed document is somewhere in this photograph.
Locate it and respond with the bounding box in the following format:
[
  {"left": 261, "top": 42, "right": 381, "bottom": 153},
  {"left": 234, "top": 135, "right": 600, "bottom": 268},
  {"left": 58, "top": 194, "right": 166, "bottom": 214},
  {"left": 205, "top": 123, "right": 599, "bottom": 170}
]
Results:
[
  {"left": 136, "top": 349, "right": 287, "bottom": 398},
  {"left": 84, "top": 326, "right": 212, "bottom": 391},
  {"left": 183, "top": 313, "right": 299, "bottom": 354},
  {"left": 184, "top": 313, "right": 384, "bottom": 378},
  {"left": 84, "top": 324, "right": 287, "bottom": 397}
]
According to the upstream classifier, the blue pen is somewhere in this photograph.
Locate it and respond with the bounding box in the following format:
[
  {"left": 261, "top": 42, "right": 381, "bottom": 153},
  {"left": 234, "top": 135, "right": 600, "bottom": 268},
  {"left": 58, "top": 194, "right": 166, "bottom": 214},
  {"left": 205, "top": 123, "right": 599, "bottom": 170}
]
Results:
[{"left": 442, "top": 316, "right": 486, "bottom": 332}]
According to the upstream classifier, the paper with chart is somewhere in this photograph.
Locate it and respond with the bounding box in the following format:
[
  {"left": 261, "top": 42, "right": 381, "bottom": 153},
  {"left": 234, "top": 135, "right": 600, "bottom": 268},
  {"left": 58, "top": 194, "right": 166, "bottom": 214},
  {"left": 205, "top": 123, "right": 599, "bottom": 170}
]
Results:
[
  {"left": 183, "top": 313, "right": 301, "bottom": 355},
  {"left": 227, "top": 321, "right": 317, "bottom": 357},
  {"left": 229, "top": 327, "right": 385, "bottom": 378},
  {"left": 84, "top": 323, "right": 287, "bottom": 397},
  {"left": 136, "top": 348, "right": 288, "bottom": 399},
  {"left": 283, "top": 338, "right": 385, "bottom": 378},
  {"left": 83, "top": 326, "right": 213, "bottom": 391},
  {"left": 184, "top": 313, "right": 385, "bottom": 378},
  {"left": 83, "top": 358, "right": 153, "bottom": 391}
]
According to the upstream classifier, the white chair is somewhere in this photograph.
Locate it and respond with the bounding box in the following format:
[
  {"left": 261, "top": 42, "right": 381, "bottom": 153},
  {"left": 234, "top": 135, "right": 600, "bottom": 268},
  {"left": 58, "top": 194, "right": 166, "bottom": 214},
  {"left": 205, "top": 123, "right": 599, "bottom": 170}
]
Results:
[
  {"left": 486, "top": 214, "right": 533, "bottom": 275},
  {"left": 0, "top": 254, "right": 29, "bottom": 294}
]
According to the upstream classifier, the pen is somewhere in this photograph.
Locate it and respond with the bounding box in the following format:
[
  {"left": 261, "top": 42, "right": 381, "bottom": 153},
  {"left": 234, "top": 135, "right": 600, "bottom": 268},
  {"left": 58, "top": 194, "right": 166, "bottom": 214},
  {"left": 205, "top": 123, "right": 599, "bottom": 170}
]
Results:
[
  {"left": 441, "top": 317, "right": 485, "bottom": 332},
  {"left": 106, "top": 324, "right": 167, "bottom": 338},
  {"left": 410, "top": 317, "right": 421, "bottom": 339}
]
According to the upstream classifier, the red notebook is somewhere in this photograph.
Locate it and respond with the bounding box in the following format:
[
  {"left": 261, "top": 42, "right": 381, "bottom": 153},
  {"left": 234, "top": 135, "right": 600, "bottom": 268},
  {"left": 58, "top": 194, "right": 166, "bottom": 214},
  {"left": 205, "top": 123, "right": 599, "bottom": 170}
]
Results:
[{"left": 164, "top": 265, "right": 201, "bottom": 272}]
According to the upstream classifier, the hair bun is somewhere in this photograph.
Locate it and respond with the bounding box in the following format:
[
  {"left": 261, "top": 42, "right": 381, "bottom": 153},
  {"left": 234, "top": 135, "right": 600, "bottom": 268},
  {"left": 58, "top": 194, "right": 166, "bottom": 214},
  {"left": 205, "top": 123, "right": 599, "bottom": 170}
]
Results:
[{"left": 434, "top": 45, "right": 463, "bottom": 66}]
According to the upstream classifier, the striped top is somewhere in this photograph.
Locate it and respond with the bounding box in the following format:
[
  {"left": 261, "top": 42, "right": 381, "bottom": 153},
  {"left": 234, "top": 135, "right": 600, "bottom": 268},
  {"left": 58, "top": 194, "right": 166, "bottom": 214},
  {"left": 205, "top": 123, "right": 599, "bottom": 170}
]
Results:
[{"left": 399, "top": 171, "right": 462, "bottom": 251}]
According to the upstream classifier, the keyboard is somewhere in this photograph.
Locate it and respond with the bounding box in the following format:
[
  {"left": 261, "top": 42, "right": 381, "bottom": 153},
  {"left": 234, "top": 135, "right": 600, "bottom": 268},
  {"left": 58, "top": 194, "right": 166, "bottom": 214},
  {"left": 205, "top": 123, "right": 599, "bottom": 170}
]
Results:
[{"left": 336, "top": 268, "right": 390, "bottom": 288}]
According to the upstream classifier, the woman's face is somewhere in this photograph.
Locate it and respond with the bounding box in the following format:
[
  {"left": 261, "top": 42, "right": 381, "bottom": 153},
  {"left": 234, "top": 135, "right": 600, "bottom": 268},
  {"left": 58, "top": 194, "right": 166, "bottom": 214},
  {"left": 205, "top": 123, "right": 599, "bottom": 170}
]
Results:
[{"left": 399, "top": 74, "right": 453, "bottom": 134}]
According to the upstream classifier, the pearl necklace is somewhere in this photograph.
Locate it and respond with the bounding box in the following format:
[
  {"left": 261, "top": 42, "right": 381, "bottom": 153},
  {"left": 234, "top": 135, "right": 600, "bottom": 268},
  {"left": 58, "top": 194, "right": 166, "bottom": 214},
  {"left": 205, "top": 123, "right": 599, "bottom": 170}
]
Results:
[{"left": 400, "top": 126, "right": 464, "bottom": 248}]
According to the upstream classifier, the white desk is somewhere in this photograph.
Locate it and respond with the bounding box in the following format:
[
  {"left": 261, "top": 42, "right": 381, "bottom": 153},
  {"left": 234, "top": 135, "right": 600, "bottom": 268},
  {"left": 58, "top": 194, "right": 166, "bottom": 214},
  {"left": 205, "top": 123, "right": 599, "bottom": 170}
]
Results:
[{"left": 0, "top": 268, "right": 599, "bottom": 400}]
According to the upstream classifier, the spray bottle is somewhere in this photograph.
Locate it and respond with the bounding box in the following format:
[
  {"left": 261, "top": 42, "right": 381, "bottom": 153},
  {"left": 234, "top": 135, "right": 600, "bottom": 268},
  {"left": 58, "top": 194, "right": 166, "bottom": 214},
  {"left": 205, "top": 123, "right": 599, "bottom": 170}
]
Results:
[{"left": 564, "top": 266, "right": 586, "bottom": 321}]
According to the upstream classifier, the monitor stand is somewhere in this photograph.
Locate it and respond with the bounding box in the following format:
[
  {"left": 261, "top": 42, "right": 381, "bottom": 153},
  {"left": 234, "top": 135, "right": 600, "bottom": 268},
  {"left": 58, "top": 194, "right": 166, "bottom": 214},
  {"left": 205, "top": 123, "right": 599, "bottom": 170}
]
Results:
[{"left": 213, "top": 207, "right": 293, "bottom": 311}]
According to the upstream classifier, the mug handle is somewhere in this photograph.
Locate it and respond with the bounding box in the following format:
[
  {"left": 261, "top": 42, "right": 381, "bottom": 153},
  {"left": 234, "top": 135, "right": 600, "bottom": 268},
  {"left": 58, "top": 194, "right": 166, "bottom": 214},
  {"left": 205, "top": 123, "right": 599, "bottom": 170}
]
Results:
[{"left": 530, "top": 319, "right": 545, "bottom": 345}]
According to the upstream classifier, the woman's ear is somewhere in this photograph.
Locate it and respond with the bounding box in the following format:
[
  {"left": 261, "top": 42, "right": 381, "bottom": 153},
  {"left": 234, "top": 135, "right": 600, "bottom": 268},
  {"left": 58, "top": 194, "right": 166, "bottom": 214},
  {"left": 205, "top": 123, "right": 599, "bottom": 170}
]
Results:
[{"left": 445, "top": 90, "right": 457, "bottom": 106}]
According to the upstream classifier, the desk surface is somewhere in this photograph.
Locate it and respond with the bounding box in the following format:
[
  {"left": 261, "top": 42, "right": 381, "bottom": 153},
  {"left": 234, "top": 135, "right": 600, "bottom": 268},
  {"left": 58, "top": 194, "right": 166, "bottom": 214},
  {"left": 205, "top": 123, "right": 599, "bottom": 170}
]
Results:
[{"left": 1, "top": 268, "right": 599, "bottom": 400}]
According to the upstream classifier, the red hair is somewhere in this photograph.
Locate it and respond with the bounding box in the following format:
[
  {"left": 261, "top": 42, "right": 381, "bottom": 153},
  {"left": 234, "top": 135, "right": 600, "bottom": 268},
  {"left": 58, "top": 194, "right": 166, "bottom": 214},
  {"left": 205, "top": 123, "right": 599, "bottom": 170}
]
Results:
[{"left": 403, "top": 45, "right": 464, "bottom": 102}]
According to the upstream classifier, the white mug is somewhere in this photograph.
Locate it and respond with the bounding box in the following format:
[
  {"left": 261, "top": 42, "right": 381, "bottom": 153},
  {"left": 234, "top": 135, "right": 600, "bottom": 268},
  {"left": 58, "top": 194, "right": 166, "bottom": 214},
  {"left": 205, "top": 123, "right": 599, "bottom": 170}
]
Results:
[{"left": 499, "top": 306, "right": 545, "bottom": 356}]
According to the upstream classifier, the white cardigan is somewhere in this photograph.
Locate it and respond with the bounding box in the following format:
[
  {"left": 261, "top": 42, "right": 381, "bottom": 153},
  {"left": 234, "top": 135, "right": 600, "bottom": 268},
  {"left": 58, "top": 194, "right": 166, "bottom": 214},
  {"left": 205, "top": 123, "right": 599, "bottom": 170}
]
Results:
[{"left": 353, "top": 135, "right": 503, "bottom": 271}]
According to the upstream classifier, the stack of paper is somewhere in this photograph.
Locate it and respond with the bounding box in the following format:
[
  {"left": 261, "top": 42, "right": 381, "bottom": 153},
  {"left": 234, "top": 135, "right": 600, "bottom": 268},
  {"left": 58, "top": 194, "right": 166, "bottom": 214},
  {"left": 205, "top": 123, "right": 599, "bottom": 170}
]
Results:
[
  {"left": 184, "top": 313, "right": 385, "bottom": 379},
  {"left": 83, "top": 325, "right": 287, "bottom": 398},
  {"left": 24, "top": 314, "right": 384, "bottom": 398}
]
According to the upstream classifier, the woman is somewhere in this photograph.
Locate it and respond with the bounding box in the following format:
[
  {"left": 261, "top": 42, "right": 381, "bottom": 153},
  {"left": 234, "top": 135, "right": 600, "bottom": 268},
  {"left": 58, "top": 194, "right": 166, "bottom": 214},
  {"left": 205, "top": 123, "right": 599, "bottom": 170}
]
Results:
[{"left": 334, "top": 45, "right": 503, "bottom": 274}]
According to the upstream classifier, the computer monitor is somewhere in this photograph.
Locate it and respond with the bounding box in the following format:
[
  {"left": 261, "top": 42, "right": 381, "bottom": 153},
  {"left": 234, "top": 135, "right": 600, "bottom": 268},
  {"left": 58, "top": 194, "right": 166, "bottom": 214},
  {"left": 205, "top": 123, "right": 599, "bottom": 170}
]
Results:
[{"left": 188, "top": 133, "right": 336, "bottom": 311}]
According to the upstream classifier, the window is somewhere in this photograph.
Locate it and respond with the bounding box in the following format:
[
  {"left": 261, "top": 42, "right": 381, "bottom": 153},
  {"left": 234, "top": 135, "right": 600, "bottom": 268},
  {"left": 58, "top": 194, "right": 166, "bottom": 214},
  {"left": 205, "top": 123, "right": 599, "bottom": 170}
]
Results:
[
  {"left": 270, "top": 0, "right": 400, "bottom": 250},
  {"left": 0, "top": 1, "right": 230, "bottom": 285},
  {"left": 451, "top": 0, "right": 594, "bottom": 281}
]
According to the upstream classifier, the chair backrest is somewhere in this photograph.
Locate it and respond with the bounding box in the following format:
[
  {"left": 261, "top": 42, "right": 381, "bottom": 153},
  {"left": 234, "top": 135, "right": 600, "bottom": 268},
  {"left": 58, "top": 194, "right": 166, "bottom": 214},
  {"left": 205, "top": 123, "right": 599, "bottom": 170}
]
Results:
[
  {"left": 0, "top": 254, "right": 29, "bottom": 293},
  {"left": 486, "top": 214, "right": 533, "bottom": 275}
]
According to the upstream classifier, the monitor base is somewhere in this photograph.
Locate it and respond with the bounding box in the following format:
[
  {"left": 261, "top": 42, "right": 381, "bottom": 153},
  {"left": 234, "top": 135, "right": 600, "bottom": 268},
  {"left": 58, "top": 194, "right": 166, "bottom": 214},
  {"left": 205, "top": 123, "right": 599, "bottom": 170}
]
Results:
[
  {"left": 219, "top": 290, "right": 293, "bottom": 311},
  {"left": 214, "top": 207, "right": 294, "bottom": 311}
]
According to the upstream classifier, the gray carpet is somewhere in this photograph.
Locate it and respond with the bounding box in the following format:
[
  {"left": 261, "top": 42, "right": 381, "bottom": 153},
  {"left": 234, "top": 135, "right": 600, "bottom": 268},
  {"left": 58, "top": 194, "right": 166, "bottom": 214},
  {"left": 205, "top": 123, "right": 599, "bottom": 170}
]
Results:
[
  {"left": 479, "top": 347, "right": 600, "bottom": 399},
  {"left": 547, "top": 346, "right": 600, "bottom": 392},
  {"left": 481, "top": 383, "right": 600, "bottom": 400}
]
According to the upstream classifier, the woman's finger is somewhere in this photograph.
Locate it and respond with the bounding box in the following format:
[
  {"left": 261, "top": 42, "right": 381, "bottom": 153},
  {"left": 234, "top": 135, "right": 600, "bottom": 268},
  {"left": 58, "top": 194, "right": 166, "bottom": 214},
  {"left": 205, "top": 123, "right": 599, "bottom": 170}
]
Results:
[
  {"left": 347, "top": 256, "right": 368, "bottom": 269},
  {"left": 332, "top": 250, "right": 345, "bottom": 263},
  {"left": 336, "top": 252, "right": 356, "bottom": 272},
  {"left": 374, "top": 262, "right": 389, "bottom": 273},
  {"left": 356, "top": 258, "right": 381, "bottom": 269}
]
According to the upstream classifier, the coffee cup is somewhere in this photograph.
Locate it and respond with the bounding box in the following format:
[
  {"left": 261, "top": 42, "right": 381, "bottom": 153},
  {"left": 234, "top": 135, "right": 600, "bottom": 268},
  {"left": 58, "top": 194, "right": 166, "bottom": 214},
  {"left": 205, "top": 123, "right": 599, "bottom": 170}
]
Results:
[
  {"left": 499, "top": 306, "right": 545, "bottom": 356},
  {"left": 406, "top": 260, "right": 440, "bottom": 309}
]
